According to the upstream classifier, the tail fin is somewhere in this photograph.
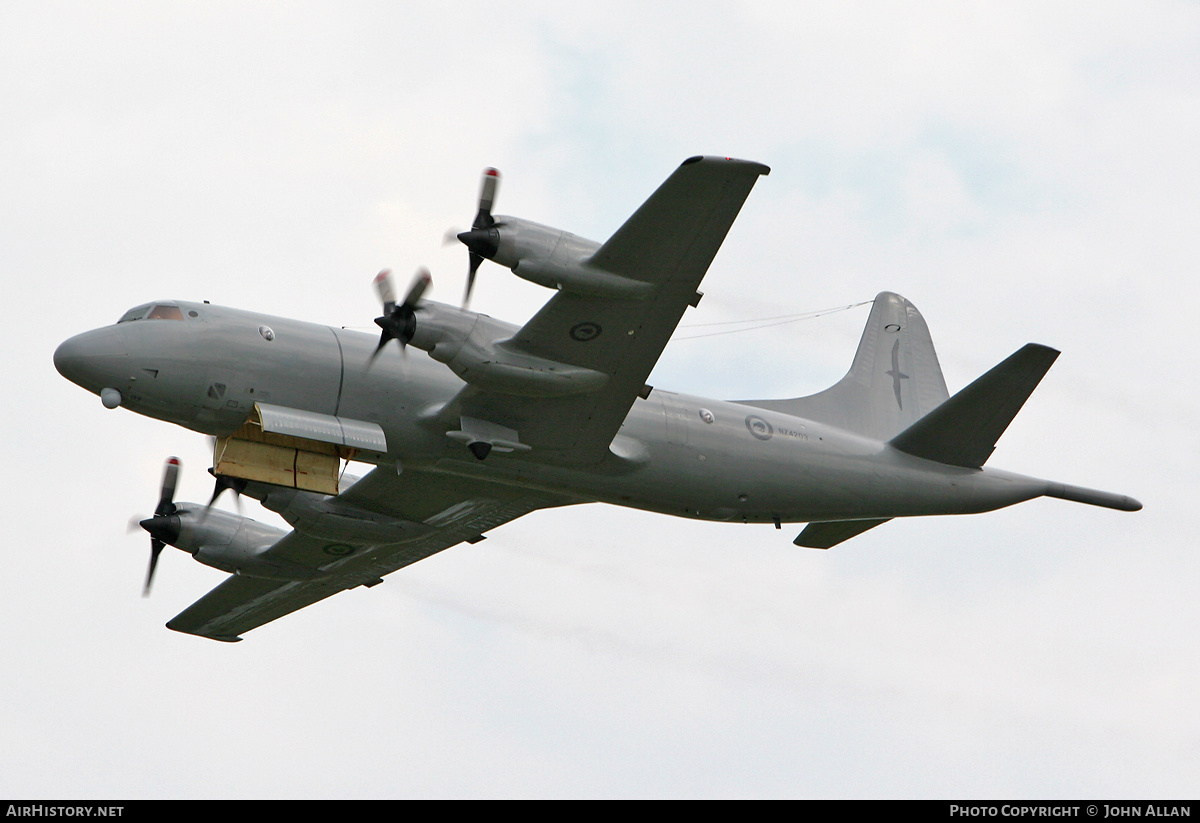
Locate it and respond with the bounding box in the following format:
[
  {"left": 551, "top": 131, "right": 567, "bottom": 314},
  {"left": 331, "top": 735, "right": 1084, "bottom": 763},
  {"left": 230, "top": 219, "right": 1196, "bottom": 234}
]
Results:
[
  {"left": 740, "top": 292, "right": 949, "bottom": 440},
  {"left": 890, "top": 343, "right": 1059, "bottom": 468}
]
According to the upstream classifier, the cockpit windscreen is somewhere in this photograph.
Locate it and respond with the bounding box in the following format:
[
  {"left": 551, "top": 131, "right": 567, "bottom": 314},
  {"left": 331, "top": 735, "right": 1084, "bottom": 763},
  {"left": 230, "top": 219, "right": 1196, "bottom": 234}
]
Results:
[{"left": 118, "top": 303, "right": 184, "bottom": 323}]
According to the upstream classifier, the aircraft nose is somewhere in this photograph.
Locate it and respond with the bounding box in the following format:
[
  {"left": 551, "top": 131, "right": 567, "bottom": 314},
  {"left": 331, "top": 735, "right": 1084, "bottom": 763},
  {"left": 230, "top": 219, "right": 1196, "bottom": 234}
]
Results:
[{"left": 53, "top": 327, "right": 128, "bottom": 392}]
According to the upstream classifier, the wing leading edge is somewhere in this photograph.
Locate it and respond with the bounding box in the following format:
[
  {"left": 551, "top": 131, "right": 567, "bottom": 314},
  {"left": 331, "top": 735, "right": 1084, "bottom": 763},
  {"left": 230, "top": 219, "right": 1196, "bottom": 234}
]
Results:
[
  {"left": 168, "top": 157, "right": 772, "bottom": 637},
  {"left": 460, "top": 156, "right": 770, "bottom": 463},
  {"left": 166, "top": 467, "right": 574, "bottom": 641}
]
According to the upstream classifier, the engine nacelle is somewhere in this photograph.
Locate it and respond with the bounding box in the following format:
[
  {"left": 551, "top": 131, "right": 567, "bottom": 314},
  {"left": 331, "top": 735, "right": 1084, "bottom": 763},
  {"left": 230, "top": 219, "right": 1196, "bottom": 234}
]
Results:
[
  {"left": 165, "top": 504, "right": 321, "bottom": 580},
  {"left": 256, "top": 483, "right": 432, "bottom": 546},
  {"left": 408, "top": 302, "right": 608, "bottom": 397},
  {"left": 483, "top": 216, "right": 655, "bottom": 300}
]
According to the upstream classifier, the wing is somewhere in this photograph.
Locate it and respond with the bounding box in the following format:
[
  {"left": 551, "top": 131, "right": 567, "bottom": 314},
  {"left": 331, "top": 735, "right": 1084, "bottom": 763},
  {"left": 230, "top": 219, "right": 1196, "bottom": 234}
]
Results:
[
  {"left": 166, "top": 466, "right": 576, "bottom": 641},
  {"left": 461, "top": 156, "right": 769, "bottom": 464}
]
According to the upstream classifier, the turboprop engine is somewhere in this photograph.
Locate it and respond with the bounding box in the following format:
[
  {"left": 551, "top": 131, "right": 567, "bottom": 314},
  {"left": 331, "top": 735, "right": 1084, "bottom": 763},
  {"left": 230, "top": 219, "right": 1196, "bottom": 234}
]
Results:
[
  {"left": 454, "top": 168, "right": 656, "bottom": 302},
  {"left": 371, "top": 167, "right": 675, "bottom": 400},
  {"left": 135, "top": 458, "right": 321, "bottom": 591},
  {"left": 371, "top": 269, "right": 608, "bottom": 399}
]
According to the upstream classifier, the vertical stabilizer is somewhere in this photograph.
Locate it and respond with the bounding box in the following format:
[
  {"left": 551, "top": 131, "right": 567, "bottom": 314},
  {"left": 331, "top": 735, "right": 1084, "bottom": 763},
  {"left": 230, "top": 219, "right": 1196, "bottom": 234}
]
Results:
[{"left": 739, "top": 292, "right": 949, "bottom": 440}]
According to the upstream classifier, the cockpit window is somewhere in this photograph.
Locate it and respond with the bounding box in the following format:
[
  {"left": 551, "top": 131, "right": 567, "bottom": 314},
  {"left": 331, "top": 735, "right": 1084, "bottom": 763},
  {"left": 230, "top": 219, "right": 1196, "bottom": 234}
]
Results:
[
  {"left": 118, "top": 304, "right": 151, "bottom": 323},
  {"left": 117, "top": 303, "right": 184, "bottom": 323},
  {"left": 146, "top": 304, "right": 184, "bottom": 321}
]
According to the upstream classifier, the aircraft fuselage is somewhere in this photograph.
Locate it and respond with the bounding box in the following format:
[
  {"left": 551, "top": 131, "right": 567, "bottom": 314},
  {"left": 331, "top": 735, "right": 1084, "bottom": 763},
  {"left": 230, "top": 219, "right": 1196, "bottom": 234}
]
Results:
[{"left": 54, "top": 300, "right": 1053, "bottom": 528}]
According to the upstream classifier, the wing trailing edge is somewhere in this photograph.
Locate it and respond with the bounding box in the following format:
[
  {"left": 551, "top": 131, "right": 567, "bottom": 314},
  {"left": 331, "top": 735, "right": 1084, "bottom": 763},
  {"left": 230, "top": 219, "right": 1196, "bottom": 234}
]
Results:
[
  {"left": 794, "top": 518, "right": 893, "bottom": 549},
  {"left": 483, "top": 155, "right": 772, "bottom": 463}
]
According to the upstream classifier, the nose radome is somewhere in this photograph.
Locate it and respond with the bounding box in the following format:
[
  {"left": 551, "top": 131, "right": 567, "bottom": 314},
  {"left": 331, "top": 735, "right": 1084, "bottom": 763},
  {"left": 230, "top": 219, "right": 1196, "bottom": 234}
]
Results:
[
  {"left": 53, "top": 327, "right": 127, "bottom": 390},
  {"left": 53, "top": 334, "right": 89, "bottom": 384}
]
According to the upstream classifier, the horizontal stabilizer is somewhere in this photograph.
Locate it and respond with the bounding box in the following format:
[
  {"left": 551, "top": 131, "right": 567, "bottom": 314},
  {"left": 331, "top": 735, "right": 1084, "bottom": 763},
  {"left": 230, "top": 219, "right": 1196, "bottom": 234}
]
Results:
[
  {"left": 794, "top": 518, "right": 892, "bottom": 549},
  {"left": 890, "top": 343, "right": 1059, "bottom": 469}
]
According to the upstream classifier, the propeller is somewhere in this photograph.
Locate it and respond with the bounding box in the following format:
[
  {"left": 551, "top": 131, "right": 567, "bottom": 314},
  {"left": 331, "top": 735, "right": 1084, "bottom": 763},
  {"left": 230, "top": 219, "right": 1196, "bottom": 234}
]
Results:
[
  {"left": 137, "top": 456, "right": 182, "bottom": 597},
  {"left": 202, "top": 437, "right": 244, "bottom": 516},
  {"left": 455, "top": 167, "right": 502, "bottom": 307},
  {"left": 371, "top": 268, "right": 432, "bottom": 361},
  {"left": 201, "top": 439, "right": 243, "bottom": 515},
  {"left": 206, "top": 468, "right": 245, "bottom": 514}
]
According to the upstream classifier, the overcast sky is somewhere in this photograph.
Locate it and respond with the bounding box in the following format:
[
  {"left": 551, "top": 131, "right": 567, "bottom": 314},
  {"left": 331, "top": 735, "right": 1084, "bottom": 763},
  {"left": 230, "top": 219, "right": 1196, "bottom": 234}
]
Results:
[{"left": 5, "top": 1, "right": 1198, "bottom": 798}]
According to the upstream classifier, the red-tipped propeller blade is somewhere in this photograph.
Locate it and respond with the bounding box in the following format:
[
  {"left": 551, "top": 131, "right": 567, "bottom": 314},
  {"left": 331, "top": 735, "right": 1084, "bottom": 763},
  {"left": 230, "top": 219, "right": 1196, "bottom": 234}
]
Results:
[{"left": 459, "top": 167, "right": 501, "bottom": 307}]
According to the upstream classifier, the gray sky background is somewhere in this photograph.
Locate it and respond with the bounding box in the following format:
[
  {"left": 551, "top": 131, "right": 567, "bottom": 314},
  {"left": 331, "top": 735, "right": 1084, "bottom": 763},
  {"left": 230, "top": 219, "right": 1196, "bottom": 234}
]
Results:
[{"left": 4, "top": 1, "right": 1197, "bottom": 798}]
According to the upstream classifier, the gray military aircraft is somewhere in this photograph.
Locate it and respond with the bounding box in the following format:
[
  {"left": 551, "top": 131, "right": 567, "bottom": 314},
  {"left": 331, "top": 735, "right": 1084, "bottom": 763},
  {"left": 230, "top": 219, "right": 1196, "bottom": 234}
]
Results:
[{"left": 54, "top": 156, "right": 1141, "bottom": 642}]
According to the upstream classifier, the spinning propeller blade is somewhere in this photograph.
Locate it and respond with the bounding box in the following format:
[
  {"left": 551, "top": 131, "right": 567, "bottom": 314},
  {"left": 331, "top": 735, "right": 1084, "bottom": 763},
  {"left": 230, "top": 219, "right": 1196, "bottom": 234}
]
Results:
[
  {"left": 474, "top": 167, "right": 499, "bottom": 229},
  {"left": 456, "top": 167, "right": 501, "bottom": 307},
  {"left": 155, "top": 456, "right": 180, "bottom": 517},
  {"left": 371, "top": 268, "right": 431, "bottom": 361},
  {"left": 143, "top": 540, "right": 164, "bottom": 598},
  {"left": 137, "top": 457, "right": 181, "bottom": 596},
  {"left": 205, "top": 469, "right": 246, "bottom": 514}
]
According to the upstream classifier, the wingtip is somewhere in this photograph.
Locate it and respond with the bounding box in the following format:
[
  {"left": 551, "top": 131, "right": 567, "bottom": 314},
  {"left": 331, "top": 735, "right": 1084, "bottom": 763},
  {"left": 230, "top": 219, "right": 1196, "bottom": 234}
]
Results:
[
  {"left": 680, "top": 155, "right": 771, "bottom": 175},
  {"left": 165, "top": 620, "right": 243, "bottom": 642}
]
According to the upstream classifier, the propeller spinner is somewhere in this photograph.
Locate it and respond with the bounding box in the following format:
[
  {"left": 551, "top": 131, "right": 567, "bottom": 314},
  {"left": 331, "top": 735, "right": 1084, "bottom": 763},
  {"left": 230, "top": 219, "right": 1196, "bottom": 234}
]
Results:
[
  {"left": 371, "top": 268, "right": 432, "bottom": 360},
  {"left": 137, "top": 456, "right": 182, "bottom": 596},
  {"left": 456, "top": 167, "right": 502, "bottom": 306}
]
